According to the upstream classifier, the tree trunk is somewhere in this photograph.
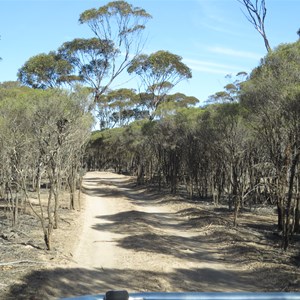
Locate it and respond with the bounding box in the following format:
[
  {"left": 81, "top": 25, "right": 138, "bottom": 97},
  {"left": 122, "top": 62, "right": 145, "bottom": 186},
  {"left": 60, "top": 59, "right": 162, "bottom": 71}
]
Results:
[
  {"left": 53, "top": 188, "right": 59, "bottom": 229},
  {"left": 233, "top": 196, "right": 241, "bottom": 227},
  {"left": 44, "top": 226, "right": 52, "bottom": 251},
  {"left": 232, "top": 164, "right": 240, "bottom": 226},
  {"left": 34, "top": 174, "right": 52, "bottom": 251},
  {"left": 68, "top": 174, "right": 76, "bottom": 210},
  {"left": 77, "top": 176, "right": 83, "bottom": 211},
  {"left": 283, "top": 150, "right": 299, "bottom": 250},
  {"left": 294, "top": 195, "right": 300, "bottom": 233},
  {"left": 47, "top": 186, "right": 54, "bottom": 250},
  {"left": 277, "top": 200, "right": 284, "bottom": 231},
  {"left": 13, "top": 193, "right": 19, "bottom": 227},
  {"left": 137, "top": 163, "right": 144, "bottom": 185}
]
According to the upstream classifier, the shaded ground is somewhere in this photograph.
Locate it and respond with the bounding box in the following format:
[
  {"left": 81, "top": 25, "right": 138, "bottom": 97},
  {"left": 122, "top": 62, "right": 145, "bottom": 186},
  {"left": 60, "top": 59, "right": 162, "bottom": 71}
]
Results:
[{"left": 1, "top": 171, "right": 300, "bottom": 299}]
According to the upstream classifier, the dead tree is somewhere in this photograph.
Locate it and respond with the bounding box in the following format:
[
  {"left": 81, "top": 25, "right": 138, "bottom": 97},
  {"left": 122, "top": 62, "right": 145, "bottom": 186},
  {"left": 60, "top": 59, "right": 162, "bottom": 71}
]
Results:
[{"left": 238, "top": 0, "right": 272, "bottom": 52}]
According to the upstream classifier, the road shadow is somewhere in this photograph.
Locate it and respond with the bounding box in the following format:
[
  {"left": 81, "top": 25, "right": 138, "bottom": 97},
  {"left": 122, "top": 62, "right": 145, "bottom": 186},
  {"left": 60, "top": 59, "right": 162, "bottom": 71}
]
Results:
[
  {"left": 84, "top": 174, "right": 289, "bottom": 270},
  {"left": 7, "top": 264, "right": 291, "bottom": 299},
  {"left": 93, "top": 209, "right": 183, "bottom": 232},
  {"left": 75, "top": 173, "right": 300, "bottom": 297},
  {"left": 91, "top": 206, "right": 235, "bottom": 262},
  {"left": 83, "top": 174, "right": 171, "bottom": 203},
  {"left": 83, "top": 176, "right": 135, "bottom": 189}
]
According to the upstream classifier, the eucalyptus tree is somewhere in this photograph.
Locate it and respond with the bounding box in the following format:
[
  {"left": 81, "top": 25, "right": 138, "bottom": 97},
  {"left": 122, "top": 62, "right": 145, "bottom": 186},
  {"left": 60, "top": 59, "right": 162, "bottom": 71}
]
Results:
[
  {"left": 118, "top": 117, "right": 182, "bottom": 189},
  {"left": 167, "top": 107, "right": 204, "bottom": 196},
  {"left": 211, "top": 103, "right": 253, "bottom": 224},
  {"left": 241, "top": 41, "right": 300, "bottom": 249},
  {"left": 187, "top": 108, "right": 218, "bottom": 200},
  {"left": 155, "top": 93, "right": 199, "bottom": 118},
  {"left": 0, "top": 87, "right": 35, "bottom": 226},
  {"left": 127, "top": 50, "right": 192, "bottom": 119},
  {"left": 238, "top": 0, "right": 271, "bottom": 52},
  {"left": 96, "top": 88, "right": 137, "bottom": 128},
  {"left": 59, "top": 1, "right": 151, "bottom": 101},
  {"left": 0, "top": 83, "right": 93, "bottom": 250},
  {"left": 28, "top": 90, "right": 92, "bottom": 249},
  {"left": 134, "top": 92, "right": 155, "bottom": 119},
  {"left": 99, "top": 126, "right": 129, "bottom": 173},
  {"left": 62, "top": 108, "right": 93, "bottom": 210},
  {"left": 166, "top": 93, "right": 199, "bottom": 107},
  {"left": 207, "top": 72, "right": 247, "bottom": 104},
  {"left": 17, "top": 52, "right": 77, "bottom": 89}
]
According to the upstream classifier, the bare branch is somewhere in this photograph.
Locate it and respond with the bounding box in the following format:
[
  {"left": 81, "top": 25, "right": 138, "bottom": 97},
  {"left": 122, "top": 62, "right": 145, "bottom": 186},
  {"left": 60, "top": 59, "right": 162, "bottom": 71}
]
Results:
[{"left": 238, "top": 0, "right": 271, "bottom": 52}]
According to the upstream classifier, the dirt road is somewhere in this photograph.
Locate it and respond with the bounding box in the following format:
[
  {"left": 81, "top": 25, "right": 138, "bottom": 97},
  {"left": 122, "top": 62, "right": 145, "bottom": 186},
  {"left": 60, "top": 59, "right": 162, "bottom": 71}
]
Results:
[{"left": 66, "top": 171, "right": 260, "bottom": 295}]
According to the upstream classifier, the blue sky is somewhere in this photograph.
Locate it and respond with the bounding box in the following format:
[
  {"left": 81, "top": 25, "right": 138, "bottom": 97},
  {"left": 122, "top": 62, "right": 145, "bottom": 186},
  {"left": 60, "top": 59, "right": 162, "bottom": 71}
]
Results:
[{"left": 0, "top": 0, "right": 299, "bottom": 103}]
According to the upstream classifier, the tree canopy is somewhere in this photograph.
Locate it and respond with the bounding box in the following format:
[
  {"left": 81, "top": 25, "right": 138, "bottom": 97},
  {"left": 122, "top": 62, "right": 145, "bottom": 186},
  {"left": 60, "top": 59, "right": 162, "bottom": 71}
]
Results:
[
  {"left": 74, "top": 0, "right": 152, "bottom": 100},
  {"left": 17, "top": 52, "right": 77, "bottom": 89},
  {"left": 127, "top": 50, "right": 192, "bottom": 118}
]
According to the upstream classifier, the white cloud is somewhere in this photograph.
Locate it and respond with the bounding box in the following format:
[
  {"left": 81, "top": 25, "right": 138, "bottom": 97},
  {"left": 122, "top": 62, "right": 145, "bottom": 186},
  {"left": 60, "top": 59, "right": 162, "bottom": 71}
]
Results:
[
  {"left": 208, "top": 46, "right": 263, "bottom": 60},
  {"left": 193, "top": 0, "right": 245, "bottom": 37},
  {"left": 183, "top": 58, "right": 242, "bottom": 75}
]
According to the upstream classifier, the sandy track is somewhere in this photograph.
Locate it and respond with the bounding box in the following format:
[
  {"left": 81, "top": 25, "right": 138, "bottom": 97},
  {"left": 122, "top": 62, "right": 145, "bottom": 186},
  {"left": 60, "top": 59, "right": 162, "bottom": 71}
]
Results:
[
  {"left": 72, "top": 172, "right": 125, "bottom": 270},
  {"left": 67, "top": 171, "right": 258, "bottom": 295}
]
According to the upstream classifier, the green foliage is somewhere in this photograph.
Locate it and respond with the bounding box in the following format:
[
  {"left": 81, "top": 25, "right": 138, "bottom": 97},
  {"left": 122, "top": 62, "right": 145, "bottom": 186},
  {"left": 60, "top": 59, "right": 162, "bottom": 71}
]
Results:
[
  {"left": 95, "top": 88, "right": 138, "bottom": 129},
  {"left": 0, "top": 81, "right": 30, "bottom": 101},
  {"left": 208, "top": 72, "right": 247, "bottom": 104},
  {"left": 60, "top": 38, "right": 116, "bottom": 56},
  {"left": 79, "top": 0, "right": 152, "bottom": 46},
  {"left": 17, "top": 52, "right": 76, "bottom": 89},
  {"left": 241, "top": 41, "right": 300, "bottom": 121},
  {"left": 128, "top": 50, "right": 192, "bottom": 86},
  {"left": 16, "top": 1, "right": 151, "bottom": 102},
  {"left": 0, "top": 85, "right": 93, "bottom": 249},
  {"left": 155, "top": 93, "right": 200, "bottom": 118},
  {"left": 73, "top": 1, "right": 151, "bottom": 99},
  {"left": 58, "top": 38, "right": 117, "bottom": 93},
  {"left": 128, "top": 50, "right": 192, "bottom": 116},
  {"left": 79, "top": 1, "right": 151, "bottom": 25},
  {"left": 241, "top": 40, "right": 300, "bottom": 249}
]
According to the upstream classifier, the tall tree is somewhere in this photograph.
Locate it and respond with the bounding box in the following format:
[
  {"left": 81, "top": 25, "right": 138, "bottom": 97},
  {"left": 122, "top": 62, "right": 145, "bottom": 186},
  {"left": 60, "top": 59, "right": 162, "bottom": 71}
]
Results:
[
  {"left": 155, "top": 93, "right": 199, "bottom": 118},
  {"left": 0, "top": 84, "right": 93, "bottom": 250},
  {"left": 96, "top": 88, "right": 137, "bottom": 128},
  {"left": 238, "top": 0, "right": 271, "bottom": 52},
  {"left": 241, "top": 41, "right": 300, "bottom": 249},
  {"left": 17, "top": 52, "right": 77, "bottom": 89},
  {"left": 127, "top": 50, "right": 192, "bottom": 119},
  {"left": 59, "top": 1, "right": 151, "bottom": 101},
  {"left": 207, "top": 72, "right": 247, "bottom": 103}
]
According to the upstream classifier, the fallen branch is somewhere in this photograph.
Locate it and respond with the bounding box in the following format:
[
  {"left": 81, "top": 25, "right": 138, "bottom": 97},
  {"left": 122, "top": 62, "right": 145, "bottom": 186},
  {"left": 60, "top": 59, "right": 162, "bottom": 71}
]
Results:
[
  {"left": 60, "top": 217, "right": 71, "bottom": 225},
  {"left": 13, "top": 228, "right": 31, "bottom": 238},
  {"left": 20, "top": 241, "right": 44, "bottom": 250}
]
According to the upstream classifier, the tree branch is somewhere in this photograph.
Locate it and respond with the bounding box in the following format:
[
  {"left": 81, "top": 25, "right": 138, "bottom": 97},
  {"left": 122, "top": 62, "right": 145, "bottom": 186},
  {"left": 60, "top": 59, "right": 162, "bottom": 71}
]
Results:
[{"left": 238, "top": 0, "right": 271, "bottom": 52}]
